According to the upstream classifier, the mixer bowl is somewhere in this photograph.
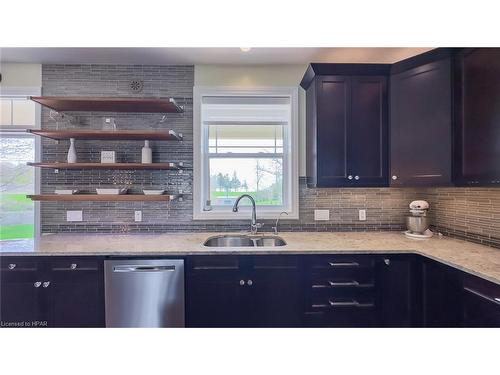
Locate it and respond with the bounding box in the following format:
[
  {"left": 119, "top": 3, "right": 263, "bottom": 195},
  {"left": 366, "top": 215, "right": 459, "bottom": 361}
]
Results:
[{"left": 406, "top": 216, "right": 430, "bottom": 234}]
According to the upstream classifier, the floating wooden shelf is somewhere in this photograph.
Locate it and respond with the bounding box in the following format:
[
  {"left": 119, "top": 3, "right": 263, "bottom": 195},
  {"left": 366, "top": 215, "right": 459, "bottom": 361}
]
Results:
[
  {"left": 27, "top": 194, "right": 179, "bottom": 202},
  {"left": 30, "top": 96, "right": 184, "bottom": 113},
  {"left": 27, "top": 162, "right": 182, "bottom": 170},
  {"left": 26, "top": 129, "right": 182, "bottom": 141}
]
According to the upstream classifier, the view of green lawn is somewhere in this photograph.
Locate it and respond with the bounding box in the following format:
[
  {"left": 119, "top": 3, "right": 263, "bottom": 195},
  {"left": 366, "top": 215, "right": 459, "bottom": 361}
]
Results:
[
  {"left": 0, "top": 193, "right": 34, "bottom": 240},
  {"left": 0, "top": 224, "right": 34, "bottom": 240}
]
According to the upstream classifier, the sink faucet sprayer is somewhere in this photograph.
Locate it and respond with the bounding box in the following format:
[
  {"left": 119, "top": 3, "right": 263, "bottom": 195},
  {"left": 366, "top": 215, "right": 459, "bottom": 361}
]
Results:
[{"left": 232, "top": 194, "right": 263, "bottom": 235}]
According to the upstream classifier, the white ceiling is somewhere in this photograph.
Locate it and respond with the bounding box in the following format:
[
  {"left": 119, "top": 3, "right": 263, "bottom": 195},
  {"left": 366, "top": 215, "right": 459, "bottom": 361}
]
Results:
[{"left": 0, "top": 47, "right": 433, "bottom": 65}]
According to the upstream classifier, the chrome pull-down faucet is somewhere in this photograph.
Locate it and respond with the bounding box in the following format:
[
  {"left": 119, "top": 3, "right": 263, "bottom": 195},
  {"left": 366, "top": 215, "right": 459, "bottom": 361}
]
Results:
[{"left": 232, "top": 194, "right": 263, "bottom": 235}]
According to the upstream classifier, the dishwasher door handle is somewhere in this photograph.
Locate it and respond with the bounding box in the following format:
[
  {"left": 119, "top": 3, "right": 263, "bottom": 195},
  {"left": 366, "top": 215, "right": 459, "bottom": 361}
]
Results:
[{"left": 113, "top": 265, "right": 176, "bottom": 272}]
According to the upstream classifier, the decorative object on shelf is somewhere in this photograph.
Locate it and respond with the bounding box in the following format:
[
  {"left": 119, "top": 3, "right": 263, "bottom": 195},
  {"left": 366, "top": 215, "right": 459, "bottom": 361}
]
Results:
[
  {"left": 96, "top": 188, "right": 128, "bottom": 195},
  {"left": 67, "top": 138, "right": 77, "bottom": 163},
  {"left": 143, "top": 189, "right": 165, "bottom": 195},
  {"left": 102, "top": 117, "right": 117, "bottom": 131},
  {"left": 101, "top": 151, "right": 116, "bottom": 163},
  {"left": 54, "top": 189, "right": 79, "bottom": 195},
  {"left": 49, "top": 110, "right": 76, "bottom": 130},
  {"left": 141, "top": 140, "right": 152, "bottom": 164}
]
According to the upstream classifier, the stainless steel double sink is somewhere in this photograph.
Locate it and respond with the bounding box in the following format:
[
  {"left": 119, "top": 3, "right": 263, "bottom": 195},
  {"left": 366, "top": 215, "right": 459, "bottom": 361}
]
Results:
[{"left": 203, "top": 234, "right": 287, "bottom": 247}]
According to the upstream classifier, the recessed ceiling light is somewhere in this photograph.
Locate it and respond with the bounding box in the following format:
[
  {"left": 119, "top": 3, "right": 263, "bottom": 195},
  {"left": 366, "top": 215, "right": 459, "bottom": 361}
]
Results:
[{"left": 240, "top": 47, "right": 252, "bottom": 52}]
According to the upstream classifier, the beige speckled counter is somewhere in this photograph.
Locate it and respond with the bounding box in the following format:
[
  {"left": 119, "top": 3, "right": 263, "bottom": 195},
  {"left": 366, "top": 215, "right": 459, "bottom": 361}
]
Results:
[{"left": 1, "top": 231, "right": 499, "bottom": 285}]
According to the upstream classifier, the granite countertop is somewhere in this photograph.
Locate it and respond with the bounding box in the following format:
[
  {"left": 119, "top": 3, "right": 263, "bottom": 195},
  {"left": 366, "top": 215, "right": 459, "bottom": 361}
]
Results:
[{"left": 1, "top": 231, "right": 499, "bottom": 285}]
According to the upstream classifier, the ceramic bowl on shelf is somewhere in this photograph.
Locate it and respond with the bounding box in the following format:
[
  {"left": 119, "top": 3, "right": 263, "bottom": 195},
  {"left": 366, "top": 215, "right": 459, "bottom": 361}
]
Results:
[
  {"left": 96, "top": 188, "right": 128, "bottom": 195},
  {"left": 143, "top": 189, "right": 165, "bottom": 195},
  {"left": 55, "top": 189, "right": 79, "bottom": 195}
]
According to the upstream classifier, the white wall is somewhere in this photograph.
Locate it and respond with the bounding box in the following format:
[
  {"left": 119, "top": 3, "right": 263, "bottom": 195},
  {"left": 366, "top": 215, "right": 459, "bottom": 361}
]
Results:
[
  {"left": 195, "top": 64, "right": 308, "bottom": 176},
  {"left": 0, "top": 63, "right": 42, "bottom": 87}
]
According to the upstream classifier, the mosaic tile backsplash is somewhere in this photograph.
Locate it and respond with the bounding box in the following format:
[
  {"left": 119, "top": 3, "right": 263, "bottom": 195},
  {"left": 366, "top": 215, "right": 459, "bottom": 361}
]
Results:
[{"left": 39, "top": 64, "right": 500, "bottom": 248}]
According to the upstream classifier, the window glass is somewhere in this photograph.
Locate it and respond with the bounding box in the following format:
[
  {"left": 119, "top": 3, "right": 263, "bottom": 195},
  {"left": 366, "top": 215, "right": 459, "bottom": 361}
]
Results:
[
  {"left": 209, "top": 157, "right": 283, "bottom": 207},
  {"left": 0, "top": 136, "right": 35, "bottom": 241}
]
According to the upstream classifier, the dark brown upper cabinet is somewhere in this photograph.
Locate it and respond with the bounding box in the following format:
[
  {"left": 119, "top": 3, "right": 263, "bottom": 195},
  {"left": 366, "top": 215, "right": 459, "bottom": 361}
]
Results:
[
  {"left": 301, "top": 64, "right": 389, "bottom": 187},
  {"left": 453, "top": 48, "right": 500, "bottom": 186},
  {"left": 390, "top": 56, "right": 452, "bottom": 186}
]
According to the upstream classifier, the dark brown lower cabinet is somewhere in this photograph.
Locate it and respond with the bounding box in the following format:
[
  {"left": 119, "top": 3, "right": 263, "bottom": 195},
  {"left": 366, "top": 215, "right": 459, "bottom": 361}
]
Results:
[
  {"left": 2, "top": 254, "right": 500, "bottom": 328},
  {"left": 186, "top": 256, "right": 302, "bottom": 327},
  {"left": 0, "top": 258, "right": 46, "bottom": 327},
  {"left": 422, "top": 259, "right": 463, "bottom": 327},
  {"left": 462, "top": 274, "right": 500, "bottom": 327},
  {"left": 0, "top": 257, "right": 105, "bottom": 328}
]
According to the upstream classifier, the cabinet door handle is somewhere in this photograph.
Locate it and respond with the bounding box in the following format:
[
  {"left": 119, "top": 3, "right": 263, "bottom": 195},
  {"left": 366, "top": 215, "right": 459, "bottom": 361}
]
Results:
[
  {"left": 70, "top": 263, "right": 77, "bottom": 270},
  {"left": 354, "top": 175, "right": 360, "bottom": 180},
  {"left": 42, "top": 281, "right": 51, "bottom": 288},
  {"left": 347, "top": 175, "right": 353, "bottom": 180},
  {"left": 392, "top": 175, "right": 398, "bottom": 180},
  {"left": 328, "top": 261, "right": 360, "bottom": 267},
  {"left": 247, "top": 279, "right": 253, "bottom": 286},
  {"left": 8, "top": 263, "right": 16, "bottom": 270},
  {"left": 495, "top": 298, "right": 500, "bottom": 303},
  {"left": 239, "top": 279, "right": 245, "bottom": 286},
  {"left": 34, "top": 281, "right": 42, "bottom": 288},
  {"left": 328, "top": 280, "right": 359, "bottom": 287},
  {"left": 384, "top": 259, "right": 391, "bottom": 266}
]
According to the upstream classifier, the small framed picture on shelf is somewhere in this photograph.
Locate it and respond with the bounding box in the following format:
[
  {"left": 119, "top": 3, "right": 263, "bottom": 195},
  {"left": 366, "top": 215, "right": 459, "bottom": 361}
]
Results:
[{"left": 101, "top": 151, "right": 116, "bottom": 163}]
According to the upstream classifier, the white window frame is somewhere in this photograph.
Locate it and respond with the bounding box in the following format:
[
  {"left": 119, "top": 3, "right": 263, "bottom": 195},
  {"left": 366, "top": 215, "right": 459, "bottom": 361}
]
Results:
[
  {"left": 193, "top": 86, "right": 299, "bottom": 220},
  {"left": 0, "top": 86, "right": 41, "bottom": 238}
]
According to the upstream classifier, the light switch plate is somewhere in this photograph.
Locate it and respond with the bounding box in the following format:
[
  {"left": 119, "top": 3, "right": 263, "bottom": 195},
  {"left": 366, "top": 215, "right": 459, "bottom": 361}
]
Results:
[
  {"left": 359, "top": 209, "right": 367, "bottom": 221},
  {"left": 314, "top": 209, "right": 330, "bottom": 221},
  {"left": 134, "top": 210, "right": 142, "bottom": 222},
  {"left": 66, "top": 210, "right": 83, "bottom": 222}
]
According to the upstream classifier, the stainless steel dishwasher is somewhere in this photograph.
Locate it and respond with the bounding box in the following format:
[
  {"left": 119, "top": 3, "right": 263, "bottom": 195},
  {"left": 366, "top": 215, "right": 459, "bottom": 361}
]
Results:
[{"left": 105, "top": 259, "right": 185, "bottom": 327}]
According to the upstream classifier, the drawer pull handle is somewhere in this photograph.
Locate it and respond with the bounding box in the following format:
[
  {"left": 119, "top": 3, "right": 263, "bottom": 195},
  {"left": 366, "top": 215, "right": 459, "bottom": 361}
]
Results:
[
  {"left": 329, "top": 299, "right": 374, "bottom": 308},
  {"left": 70, "top": 263, "right": 77, "bottom": 270},
  {"left": 34, "top": 281, "right": 42, "bottom": 288},
  {"left": 239, "top": 280, "right": 245, "bottom": 286},
  {"left": 8, "top": 263, "right": 16, "bottom": 270},
  {"left": 247, "top": 279, "right": 253, "bottom": 286},
  {"left": 42, "top": 281, "right": 51, "bottom": 288},
  {"left": 328, "top": 262, "right": 360, "bottom": 267},
  {"left": 495, "top": 298, "right": 500, "bottom": 303},
  {"left": 329, "top": 281, "right": 360, "bottom": 287}
]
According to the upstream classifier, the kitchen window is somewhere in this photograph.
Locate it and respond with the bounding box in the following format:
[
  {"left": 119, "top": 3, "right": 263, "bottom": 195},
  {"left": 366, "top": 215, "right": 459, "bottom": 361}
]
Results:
[
  {"left": 193, "top": 87, "right": 299, "bottom": 220},
  {"left": 0, "top": 89, "right": 41, "bottom": 243}
]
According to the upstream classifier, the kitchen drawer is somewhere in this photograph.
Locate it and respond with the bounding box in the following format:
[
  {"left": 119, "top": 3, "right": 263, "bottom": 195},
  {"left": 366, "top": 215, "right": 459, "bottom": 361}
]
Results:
[
  {"left": 310, "top": 256, "right": 375, "bottom": 270},
  {"left": 304, "top": 299, "right": 377, "bottom": 328},
  {"left": 188, "top": 256, "right": 241, "bottom": 271},
  {"left": 252, "top": 255, "right": 299, "bottom": 270},
  {"left": 49, "top": 258, "right": 101, "bottom": 272},
  {"left": 0, "top": 258, "right": 39, "bottom": 272},
  {"left": 310, "top": 287, "right": 375, "bottom": 305}
]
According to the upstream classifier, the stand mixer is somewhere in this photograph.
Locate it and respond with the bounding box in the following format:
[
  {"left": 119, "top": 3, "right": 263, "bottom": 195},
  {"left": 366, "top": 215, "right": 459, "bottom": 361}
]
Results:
[{"left": 404, "top": 200, "right": 433, "bottom": 239}]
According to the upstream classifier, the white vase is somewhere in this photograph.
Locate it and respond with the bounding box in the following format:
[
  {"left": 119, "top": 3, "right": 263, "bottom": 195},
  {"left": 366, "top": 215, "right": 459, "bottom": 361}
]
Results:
[
  {"left": 67, "top": 138, "right": 77, "bottom": 163},
  {"left": 141, "top": 140, "right": 152, "bottom": 164}
]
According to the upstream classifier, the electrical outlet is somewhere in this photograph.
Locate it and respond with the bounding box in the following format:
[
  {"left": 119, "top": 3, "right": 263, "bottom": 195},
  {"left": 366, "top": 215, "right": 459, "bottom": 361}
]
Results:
[
  {"left": 134, "top": 210, "right": 142, "bottom": 222},
  {"left": 66, "top": 210, "right": 83, "bottom": 222},
  {"left": 359, "top": 209, "right": 367, "bottom": 221},
  {"left": 314, "top": 209, "right": 330, "bottom": 221}
]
